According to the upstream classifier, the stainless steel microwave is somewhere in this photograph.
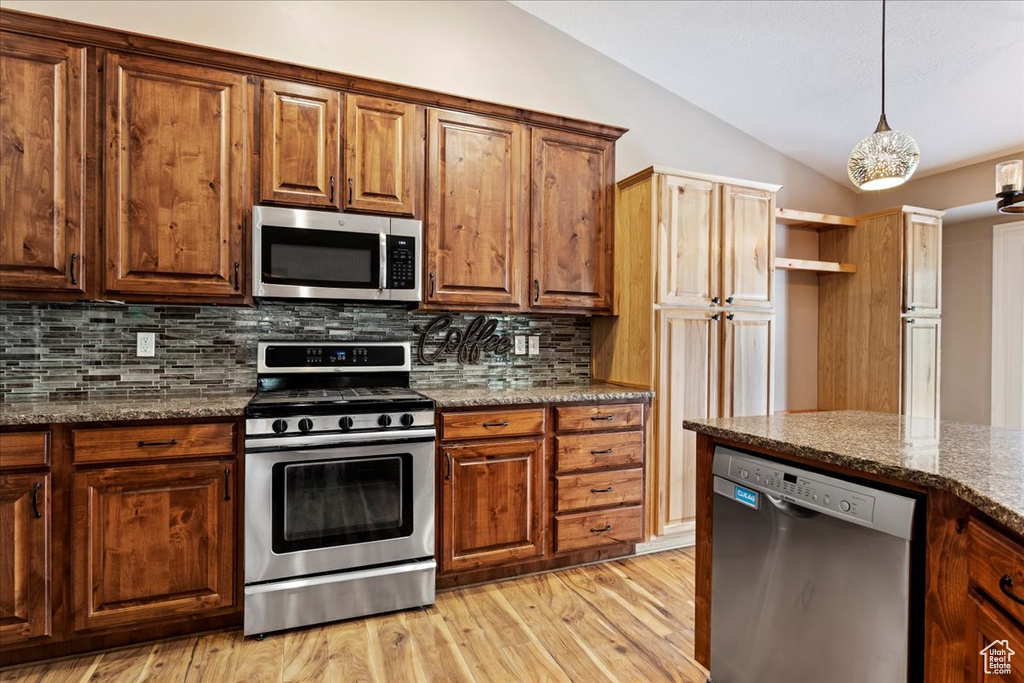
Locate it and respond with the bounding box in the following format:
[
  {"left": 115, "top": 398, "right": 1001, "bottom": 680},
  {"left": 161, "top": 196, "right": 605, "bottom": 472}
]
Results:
[{"left": 253, "top": 206, "right": 421, "bottom": 302}]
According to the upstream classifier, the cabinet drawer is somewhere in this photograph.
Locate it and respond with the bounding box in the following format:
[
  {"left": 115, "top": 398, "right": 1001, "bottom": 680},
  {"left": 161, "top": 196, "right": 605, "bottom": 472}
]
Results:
[
  {"left": 554, "top": 505, "right": 642, "bottom": 553},
  {"left": 555, "top": 403, "right": 643, "bottom": 433},
  {"left": 555, "top": 431, "right": 643, "bottom": 473},
  {"left": 72, "top": 422, "right": 237, "bottom": 464},
  {"left": 556, "top": 469, "right": 642, "bottom": 513},
  {"left": 442, "top": 409, "right": 545, "bottom": 440},
  {"left": 0, "top": 431, "right": 50, "bottom": 469},
  {"left": 969, "top": 517, "right": 1024, "bottom": 625}
]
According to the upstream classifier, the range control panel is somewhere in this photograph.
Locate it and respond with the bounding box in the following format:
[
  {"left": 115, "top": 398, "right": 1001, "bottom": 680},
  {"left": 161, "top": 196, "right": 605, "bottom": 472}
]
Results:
[{"left": 726, "top": 455, "right": 876, "bottom": 523}]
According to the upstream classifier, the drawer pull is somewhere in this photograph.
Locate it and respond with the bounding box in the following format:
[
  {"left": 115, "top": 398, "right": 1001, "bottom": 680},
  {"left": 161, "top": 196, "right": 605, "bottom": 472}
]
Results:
[
  {"left": 590, "top": 415, "right": 614, "bottom": 422},
  {"left": 31, "top": 481, "right": 42, "bottom": 519},
  {"left": 590, "top": 486, "right": 614, "bottom": 493},
  {"left": 1000, "top": 575, "right": 1024, "bottom": 606},
  {"left": 482, "top": 421, "right": 509, "bottom": 428},
  {"left": 590, "top": 448, "right": 614, "bottom": 455},
  {"left": 138, "top": 439, "right": 178, "bottom": 448},
  {"left": 590, "top": 524, "right": 613, "bottom": 533}
]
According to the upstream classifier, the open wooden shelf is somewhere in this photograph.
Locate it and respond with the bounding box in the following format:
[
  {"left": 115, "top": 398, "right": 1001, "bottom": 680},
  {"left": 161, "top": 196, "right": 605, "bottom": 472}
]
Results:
[
  {"left": 775, "top": 257, "right": 857, "bottom": 274},
  {"left": 776, "top": 207, "right": 856, "bottom": 229}
]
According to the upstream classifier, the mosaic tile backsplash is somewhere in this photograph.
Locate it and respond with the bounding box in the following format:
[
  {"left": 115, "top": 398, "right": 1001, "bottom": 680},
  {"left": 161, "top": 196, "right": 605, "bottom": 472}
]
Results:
[{"left": 0, "top": 301, "right": 591, "bottom": 404}]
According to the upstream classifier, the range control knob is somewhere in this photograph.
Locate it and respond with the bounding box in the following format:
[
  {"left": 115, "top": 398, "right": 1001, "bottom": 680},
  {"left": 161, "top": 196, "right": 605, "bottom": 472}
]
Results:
[
  {"left": 400, "top": 413, "right": 415, "bottom": 428},
  {"left": 839, "top": 500, "right": 852, "bottom": 512},
  {"left": 272, "top": 419, "right": 288, "bottom": 434},
  {"left": 338, "top": 416, "right": 354, "bottom": 431},
  {"left": 298, "top": 418, "right": 314, "bottom": 433},
  {"left": 378, "top": 414, "right": 393, "bottom": 428}
]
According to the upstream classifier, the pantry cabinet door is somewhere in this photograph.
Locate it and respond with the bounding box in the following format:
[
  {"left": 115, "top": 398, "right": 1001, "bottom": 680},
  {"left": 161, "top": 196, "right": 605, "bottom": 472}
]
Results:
[
  {"left": 721, "top": 311, "right": 774, "bottom": 417},
  {"left": 658, "top": 175, "right": 719, "bottom": 307},
  {"left": 721, "top": 184, "right": 774, "bottom": 310},
  {"left": 903, "top": 212, "right": 941, "bottom": 316}
]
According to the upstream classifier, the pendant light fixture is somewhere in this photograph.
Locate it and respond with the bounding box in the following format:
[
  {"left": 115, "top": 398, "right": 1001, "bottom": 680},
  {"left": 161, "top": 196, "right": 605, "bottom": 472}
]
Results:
[
  {"left": 848, "top": 0, "right": 920, "bottom": 191},
  {"left": 995, "top": 159, "right": 1024, "bottom": 214}
]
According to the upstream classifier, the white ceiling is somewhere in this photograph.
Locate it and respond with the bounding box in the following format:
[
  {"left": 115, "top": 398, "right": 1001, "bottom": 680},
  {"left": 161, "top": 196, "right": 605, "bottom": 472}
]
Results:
[{"left": 511, "top": 0, "right": 1024, "bottom": 188}]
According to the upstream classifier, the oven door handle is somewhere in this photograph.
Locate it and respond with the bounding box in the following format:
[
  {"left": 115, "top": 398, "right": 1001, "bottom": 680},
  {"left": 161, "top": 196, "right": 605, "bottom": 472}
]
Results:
[
  {"left": 379, "top": 233, "right": 388, "bottom": 291},
  {"left": 245, "top": 428, "right": 436, "bottom": 451}
]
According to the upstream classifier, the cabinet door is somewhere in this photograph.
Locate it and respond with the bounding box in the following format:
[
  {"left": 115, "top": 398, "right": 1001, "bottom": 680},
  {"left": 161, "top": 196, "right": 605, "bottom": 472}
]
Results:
[
  {"left": 722, "top": 311, "right": 774, "bottom": 417},
  {"left": 966, "top": 590, "right": 1024, "bottom": 682},
  {"left": 441, "top": 438, "right": 544, "bottom": 572},
  {"left": 0, "top": 32, "right": 86, "bottom": 294},
  {"left": 425, "top": 109, "right": 526, "bottom": 308},
  {"left": 104, "top": 53, "right": 247, "bottom": 298},
  {"left": 902, "top": 317, "right": 940, "bottom": 421},
  {"left": 903, "top": 212, "right": 941, "bottom": 316},
  {"left": 658, "top": 176, "right": 719, "bottom": 307},
  {"left": 721, "top": 184, "right": 774, "bottom": 310},
  {"left": 656, "top": 309, "right": 720, "bottom": 535},
  {"left": 72, "top": 461, "right": 235, "bottom": 632},
  {"left": 260, "top": 78, "right": 341, "bottom": 208},
  {"left": 0, "top": 473, "right": 51, "bottom": 644},
  {"left": 530, "top": 128, "right": 613, "bottom": 312},
  {"left": 344, "top": 94, "right": 420, "bottom": 216}
]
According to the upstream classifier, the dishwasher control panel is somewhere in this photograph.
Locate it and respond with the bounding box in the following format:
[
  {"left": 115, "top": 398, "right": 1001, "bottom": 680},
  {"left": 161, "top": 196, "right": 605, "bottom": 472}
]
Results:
[{"left": 725, "top": 454, "right": 877, "bottom": 523}]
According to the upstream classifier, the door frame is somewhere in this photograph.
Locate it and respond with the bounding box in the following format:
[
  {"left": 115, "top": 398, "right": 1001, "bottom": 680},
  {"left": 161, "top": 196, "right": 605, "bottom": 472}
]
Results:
[{"left": 991, "top": 220, "right": 1024, "bottom": 428}]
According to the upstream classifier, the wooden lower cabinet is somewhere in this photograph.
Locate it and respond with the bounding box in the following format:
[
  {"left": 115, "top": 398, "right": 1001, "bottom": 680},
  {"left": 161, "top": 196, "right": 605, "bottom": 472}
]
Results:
[
  {"left": 0, "top": 472, "right": 51, "bottom": 645},
  {"left": 967, "top": 590, "right": 1024, "bottom": 681},
  {"left": 71, "top": 460, "right": 236, "bottom": 632},
  {"left": 441, "top": 438, "right": 545, "bottom": 573}
]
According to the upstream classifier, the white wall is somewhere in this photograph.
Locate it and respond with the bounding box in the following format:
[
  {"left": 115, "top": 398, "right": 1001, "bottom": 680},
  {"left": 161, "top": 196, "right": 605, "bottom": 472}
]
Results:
[{"left": 6, "top": 0, "right": 857, "bottom": 410}]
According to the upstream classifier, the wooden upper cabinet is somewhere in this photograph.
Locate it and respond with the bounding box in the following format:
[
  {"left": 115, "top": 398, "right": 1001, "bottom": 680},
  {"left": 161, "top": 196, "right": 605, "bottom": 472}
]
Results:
[
  {"left": 721, "top": 184, "right": 774, "bottom": 310},
  {"left": 530, "top": 128, "right": 613, "bottom": 313},
  {"left": 721, "top": 311, "right": 773, "bottom": 417},
  {"left": 260, "top": 78, "right": 341, "bottom": 208},
  {"left": 902, "top": 317, "right": 940, "bottom": 421},
  {"left": 441, "top": 438, "right": 544, "bottom": 573},
  {"left": 0, "top": 472, "right": 51, "bottom": 645},
  {"left": 903, "top": 212, "right": 941, "bottom": 316},
  {"left": 344, "top": 94, "right": 420, "bottom": 216},
  {"left": 425, "top": 109, "right": 526, "bottom": 309},
  {"left": 71, "top": 460, "right": 235, "bottom": 632},
  {"left": 0, "top": 32, "right": 86, "bottom": 294},
  {"left": 658, "top": 175, "right": 719, "bottom": 307},
  {"left": 103, "top": 53, "right": 247, "bottom": 298}
]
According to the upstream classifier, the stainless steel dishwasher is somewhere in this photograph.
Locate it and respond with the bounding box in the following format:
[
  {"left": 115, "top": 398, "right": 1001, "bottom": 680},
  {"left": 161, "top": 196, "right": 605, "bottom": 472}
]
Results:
[{"left": 710, "top": 446, "right": 920, "bottom": 683}]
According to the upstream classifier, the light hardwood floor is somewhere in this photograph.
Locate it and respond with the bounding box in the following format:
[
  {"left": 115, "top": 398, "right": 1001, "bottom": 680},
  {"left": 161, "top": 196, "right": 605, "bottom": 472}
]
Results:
[{"left": 1, "top": 549, "right": 706, "bottom": 683}]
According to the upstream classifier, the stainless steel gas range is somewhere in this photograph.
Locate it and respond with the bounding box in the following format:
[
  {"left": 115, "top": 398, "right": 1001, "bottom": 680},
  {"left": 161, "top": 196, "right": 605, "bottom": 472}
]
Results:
[{"left": 243, "top": 341, "right": 435, "bottom": 637}]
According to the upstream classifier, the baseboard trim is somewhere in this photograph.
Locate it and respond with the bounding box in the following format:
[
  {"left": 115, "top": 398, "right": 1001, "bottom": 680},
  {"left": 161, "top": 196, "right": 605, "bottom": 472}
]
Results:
[{"left": 636, "top": 523, "right": 695, "bottom": 554}]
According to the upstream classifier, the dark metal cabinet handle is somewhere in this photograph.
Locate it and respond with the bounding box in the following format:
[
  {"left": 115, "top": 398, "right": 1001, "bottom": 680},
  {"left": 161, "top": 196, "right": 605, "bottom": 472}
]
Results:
[
  {"left": 223, "top": 468, "right": 231, "bottom": 501},
  {"left": 590, "top": 524, "right": 613, "bottom": 533},
  {"left": 429, "top": 273, "right": 436, "bottom": 298},
  {"left": 726, "top": 313, "right": 735, "bottom": 320},
  {"left": 907, "top": 305, "right": 916, "bottom": 312},
  {"left": 233, "top": 262, "right": 240, "bottom": 291},
  {"left": 534, "top": 279, "right": 540, "bottom": 304},
  {"left": 348, "top": 177, "right": 354, "bottom": 204},
  {"left": 1001, "top": 575, "right": 1024, "bottom": 606},
  {"left": 590, "top": 486, "right": 614, "bottom": 493},
  {"left": 710, "top": 296, "right": 720, "bottom": 305},
  {"left": 69, "top": 253, "right": 79, "bottom": 285},
  {"left": 725, "top": 296, "right": 734, "bottom": 304},
  {"left": 907, "top": 318, "right": 916, "bottom": 324},
  {"left": 329, "top": 176, "right": 336, "bottom": 203},
  {"left": 444, "top": 452, "right": 452, "bottom": 481},
  {"left": 711, "top": 313, "right": 720, "bottom": 321},
  {"left": 138, "top": 439, "right": 178, "bottom": 447},
  {"left": 590, "top": 448, "right": 614, "bottom": 455},
  {"left": 591, "top": 415, "right": 614, "bottom": 422},
  {"left": 31, "top": 482, "right": 42, "bottom": 519},
  {"left": 482, "top": 420, "right": 509, "bottom": 428}
]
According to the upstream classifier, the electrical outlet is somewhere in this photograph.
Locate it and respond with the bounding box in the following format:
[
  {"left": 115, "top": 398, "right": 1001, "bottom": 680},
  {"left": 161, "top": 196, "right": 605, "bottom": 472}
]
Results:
[
  {"left": 514, "top": 335, "right": 527, "bottom": 356},
  {"left": 528, "top": 336, "right": 540, "bottom": 356},
  {"left": 136, "top": 332, "right": 156, "bottom": 357}
]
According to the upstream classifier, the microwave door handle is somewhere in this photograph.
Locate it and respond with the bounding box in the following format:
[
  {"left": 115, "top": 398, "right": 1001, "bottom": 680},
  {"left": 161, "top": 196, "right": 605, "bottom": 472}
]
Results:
[{"left": 379, "top": 233, "right": 387, "bottom": 291}]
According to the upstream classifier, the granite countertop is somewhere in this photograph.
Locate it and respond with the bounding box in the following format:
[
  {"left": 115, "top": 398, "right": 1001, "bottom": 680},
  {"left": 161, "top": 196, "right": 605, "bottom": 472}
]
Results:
[
  {"left": 420, "top": 381, "right": 654, "bottom": 408},
  {"left": 684, "top": 410, "right": 1024, "bottom": 536},
  {"left": 0, "top": 393, "right": 254, "bottom": 426}
]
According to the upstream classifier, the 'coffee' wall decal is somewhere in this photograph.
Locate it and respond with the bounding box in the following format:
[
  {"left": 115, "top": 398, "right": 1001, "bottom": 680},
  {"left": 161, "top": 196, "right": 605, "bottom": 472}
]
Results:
[{"left": 413, "top": 315, "right": 514, "bottom": 365}]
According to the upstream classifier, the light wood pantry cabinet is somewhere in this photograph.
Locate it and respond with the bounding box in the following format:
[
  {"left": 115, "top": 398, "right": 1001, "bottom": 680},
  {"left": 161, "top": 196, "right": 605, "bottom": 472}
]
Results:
[
  {"left": 0, "top": 32, "right": 87, "bottom": 297},
  {"left": 592, "top": 166, "right": 779, "bottom": 541},
  {"left": 259, "top": 78, "right": 342, "bottom": 208},
  {"left": 344, "top": 94, "right": 421, "bottom": 216},
  {"left": 424, "top": 109, "right": 527, "bottom": 309},
  {"left": 104, "top": 53, "right": 248, "bottom": 300},
  {"left": 818, "top": 206, "right": 944, "bottom": 419}
]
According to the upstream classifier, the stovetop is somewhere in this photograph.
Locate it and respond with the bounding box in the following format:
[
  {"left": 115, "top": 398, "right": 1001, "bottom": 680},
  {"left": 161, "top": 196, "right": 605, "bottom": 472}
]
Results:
[{"left": 248, "top": 386, "right": 425, "bottom": 406}]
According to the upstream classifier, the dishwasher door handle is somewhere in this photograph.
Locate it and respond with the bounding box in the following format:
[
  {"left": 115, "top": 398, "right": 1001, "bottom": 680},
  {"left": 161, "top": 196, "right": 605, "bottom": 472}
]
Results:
[{"left": 764, "top": 494, "right": 820, "bottom": 519}]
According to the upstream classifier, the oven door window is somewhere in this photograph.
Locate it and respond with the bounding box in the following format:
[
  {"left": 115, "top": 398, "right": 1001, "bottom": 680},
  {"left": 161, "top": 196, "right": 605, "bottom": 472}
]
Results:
[
  {"left": 261, "top": 225, "right": 380, "bottom": 289},
  {"left": 271, "top": 453, "right": 413, "bottom": 553}
]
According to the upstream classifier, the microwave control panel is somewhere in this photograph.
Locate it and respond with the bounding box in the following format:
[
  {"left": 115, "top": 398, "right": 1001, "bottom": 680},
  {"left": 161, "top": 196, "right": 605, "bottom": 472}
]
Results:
[{"left": 388, "top": 236, "right": 416, "bottom": 290}]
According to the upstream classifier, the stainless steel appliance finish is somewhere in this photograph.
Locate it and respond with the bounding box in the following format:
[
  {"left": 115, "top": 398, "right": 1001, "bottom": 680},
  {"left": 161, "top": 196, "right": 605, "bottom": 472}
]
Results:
[
  {"left": 710, "top": 446, "right": 919, "bottom": 683},
  {"left": 253, "top": 205, "right": 421, "bottom": 302},
  {"left": 244, "top": 341, "right": 435, "bottom": 636}
]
